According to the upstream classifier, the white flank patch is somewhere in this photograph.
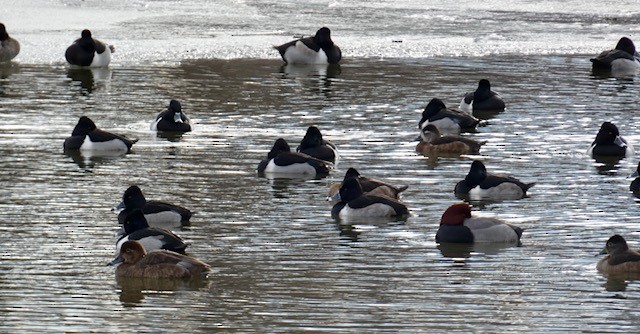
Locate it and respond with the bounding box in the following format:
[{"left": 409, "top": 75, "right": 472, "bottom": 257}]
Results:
[
  {"left": 264, "top": 160, "right": 316, "bottom": 175},
  {"left": 468, "top": 183, "right": 524, "bottom": 200},
  {"left": 339, "top": 203, "right": 397, "bottom": 218}
]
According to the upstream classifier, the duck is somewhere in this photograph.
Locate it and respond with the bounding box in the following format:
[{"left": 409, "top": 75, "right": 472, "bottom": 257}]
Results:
[
  {"left": 331, "top": 177, "right": 409, "bottom": 219},
  {"left": 435, "top": 203, "right": 523, "bottom": 243},
  {"left": 0, "top": 23, "right": 20, "bottom": 62},
  {"left": 590, "top": 37, "right": 640, "bottom": 73},
  {"left": 454, "top": 160, "right": 535, "bottom": 200},
  {"left": 108, "top": 240, "right": 210, "bottom": 279},
  {"left": 597, "top": 234, "right": 640, "bottom": 274},
  {"left": 115, "top": 209, "right": 188, "bottom": 255},
  {"left": 419, "top": 98, "right": 480, "bottom": 135},
  {"left": 416, "top": 124, "right": 486, "bottom": 156},
  {"left": 587, "top": 121, "right": 633, "bottom": 158},
  {"left": 65, "top": 29, "right": 114, "bottom": 67},
  {"left": 151, "top": 99, "right": 191, "bottom": 132},
  {"left": 630, "top": 162, "right": 640, "bottom": 194},
  {"left": 257, "top": 138, "right": 332, "bottom": 176},
  {"left": 63, "top": 116, "right": 138, "bottom": 154},
  {"left": 328, "top": 167, "right": 408, "bottom": 200},
  {"left": 296, "top": 126, "right": 338, "bottom": 163},
  {"left": 114, "top": 185, "right": 192, "bottom": 232},
  {"left": 274, "top": 27, "right": 341, "bottom": 65},
  {"left": 459, "top": 79, "right": 505, "bottom": 114}
]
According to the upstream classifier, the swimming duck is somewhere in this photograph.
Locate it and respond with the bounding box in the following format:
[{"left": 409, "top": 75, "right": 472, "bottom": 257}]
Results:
[
  {"left": 296, "top": 126, "right": 338, "bottom": 163},
  {"left": 597, "top": 234, "right": 640, "bottom": 274},
  {"left": 114, "top": 185, "right": 192, "bottom": 231},
  {"left": 63, "top": 116, "right": 138, "bottom": 154},
  {"left": 416, "top": 124, "right": 486, "bottom": 156},
  {"left": 459, "top": 79, "right": 505, "bottom": 114},
  {"left": 257, "top": 138, "right": 332, "bottom": 176},
  {"left": 419, "top": 98, "right": 480, "bottom": 135},
  {"left": 65, "top": 29, "right": 114, "bottom": 67},
  {"left": 630, "top": 162, "right": 640, "bottom": 194},
  {"left": 435, "top": 203, "right": 523, "bottom": 243},
  {"left": 151, "top": 99, "right": 191, "bottom": 132},
  {"left": 116, "top": 209, "right": 188, "bottom": 255},
  {"left": 274, "top": 27, "right": 341, "bottom": 65},
  {"left": 454, "top": 160, "right": 535, "bottom": 200},
  {"left": 590, "top": 37, "right": 640, "bottom": 73},
  {"left": 331, "top": 177, "right": 409, "bottom": 219},
  {"left": 109, "top": 240, "right": 210, "bottom": 279},
  {"left": 0, "top": 23, "right": 20, "bottom": 62},
  {"left": 328, "top": 167, "right": 408, "bottom": 200},
  {"left": 587, "top": 121, "right": 633, "bottom": 158}
]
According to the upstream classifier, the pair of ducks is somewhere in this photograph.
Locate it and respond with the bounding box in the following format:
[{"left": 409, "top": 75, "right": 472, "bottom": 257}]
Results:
[
  {"left": 109, "top": 185, "right": 210, "bottom": 279},
  {"left": 63, "top": 100, "right": 191, "bottom": 154}
]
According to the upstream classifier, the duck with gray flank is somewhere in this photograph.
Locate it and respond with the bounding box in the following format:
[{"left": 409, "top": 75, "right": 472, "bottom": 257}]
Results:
[
  {"left": 296, "top": 126, "right": 338, "bottom": 163},
  {"left": 587, "top": 121, "right": 633, "bottom": 158},
  {"left": 258, "top": 138, "right": 332, "bottom": 176},
  {"left": 63, "top": 116, "right": 138, "bottom": 154},
  {"left": 328, "top": 167, "right": 408, "bottom": 200},
  {"left": 416, "top": 124, "right": 486, "bottom": 156},
  {"left": 459, "top": 79, "right": 505, "bottom": 114},
  {"left": 151, "top": 99, "right": 191, "bottom": 132},
  {"left": 0, "top": 23, "right": 19, "bottom": 62},
  {"left": 331, "top": 177, "right": 409, "bottom": 219},
  {"left": 115, "top": 209, "right": 188, "bottom": 256},
  {"left": 435, "top": 203, "right": 523, "bottom": 244},
  {"left": 109, "top": 240, "right": 210, "bottom": 279},
  {"left": 419, "top": 98, "right": 480, "bottom": 135},
  {"left": 65, "top": 29, "right": 114, "bottom": 67},
  {"left": 114, "top": 185, "right": 192, "bottom": 232},
  {"left": 590, "top": 37, "right": 640, "bottom": 73},
  {"left": 274, "top": 27, "right": 341, "bottom": 65},
  {"left": 597, "top": 235, "right": 640, "bottom": 274},
  {"left": 454, "top": 160, "right": 535, "bottom": 200}
]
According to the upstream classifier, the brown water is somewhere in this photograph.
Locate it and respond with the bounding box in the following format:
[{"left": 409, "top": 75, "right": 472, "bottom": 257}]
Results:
[{"left": 2, "top": 56, "right": 640, "bottom": 332}]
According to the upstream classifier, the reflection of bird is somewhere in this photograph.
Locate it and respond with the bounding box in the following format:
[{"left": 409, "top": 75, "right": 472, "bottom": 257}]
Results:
[
  {"left": 331, "top": 178, "right": 409, "bottom": 219},
  {"left": 0, "top": 23, "right": 20, "bottom": 62},
  {"left": 109, "top": 240, "right": 210, "bottom": 279},
  {"left": 587, "top": 122, "right": 633, "bottom": 159},
  {"left": 597, "top": 235, "right": 640, "bottom": 274},
  {"left": 296, "top": 126, "right": 337, "bottom": 163},
  {"left": 151, "top": 100, "right": 191, "bottom": 132},
  {"left": 419, "top": 98, "right": 480, "bottom": 135},
  {"left": 435, "top": 203, "right": 523, "bottom": 243},
  {"left": 258, "top": 138, "right": 331, "bottom": 176},
  {"left": 63, "top": 116, "right": 137, "bottom": 154},
  {"left": 114, "top": 185, "right": 192, "bottom": 229},
  {"left": 274, "top": 27, "right": 341, "bottom": 64},
  {"left": 115, "top": 209, "right": 188, "bottom": 255},
  {"left": 454, "top": 160, "right": 534, "bottom": 200},
  {"left": 590, "top": 37, "right": 640, "bottom": 73},
  {"left": 459, "top": 79, "right": 505, "bottom": 113},
  {"left": 416, "top": 124, "right": 485, "bottom": 156},
  {"left": 65, "top": 29, "right": 114, "bottom": 67}
]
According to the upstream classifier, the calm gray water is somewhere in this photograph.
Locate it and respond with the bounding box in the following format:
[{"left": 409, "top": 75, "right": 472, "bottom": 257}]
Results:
[{"left": 3, "top": 1, "right": 640, "bottom": 333}]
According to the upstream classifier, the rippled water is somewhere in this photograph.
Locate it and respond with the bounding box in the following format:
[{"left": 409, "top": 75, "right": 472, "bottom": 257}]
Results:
[
  {"left": 2, "top": 56, "right": 640, "bottom": 332},
  {"left": 3, "top": 0, "right": 640, "bottom": 332}
]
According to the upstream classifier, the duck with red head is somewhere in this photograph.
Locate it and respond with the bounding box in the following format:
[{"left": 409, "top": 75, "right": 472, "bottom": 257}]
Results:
[
  {"left": 435, "top": 203, "right": 523, "bottom": 244},
  {"left": 109, "top": 240, "right": 210, "bottom": 279}
]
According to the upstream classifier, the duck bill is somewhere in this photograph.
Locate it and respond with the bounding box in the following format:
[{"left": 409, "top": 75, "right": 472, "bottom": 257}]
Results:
[
  {"left": 112, "top": 201, "right": 125, "bottom": 212},
  {"left": 173, "top": 112, "right": 184, "bottom": 123},
  {"left": 108, "top": 253, "right": 124, "bottom": 266},
  {"left": 330, "top": 192, "right": 341, "bottom": 202},
  {"left": 614, "top": 136, "right": 627, "bottom": 148},
  {"left": 115, "top": 226, "right": 126, "bottom": 237},
  {"left": 630, "top": 170, "right": 639, "bottom": 178}
]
